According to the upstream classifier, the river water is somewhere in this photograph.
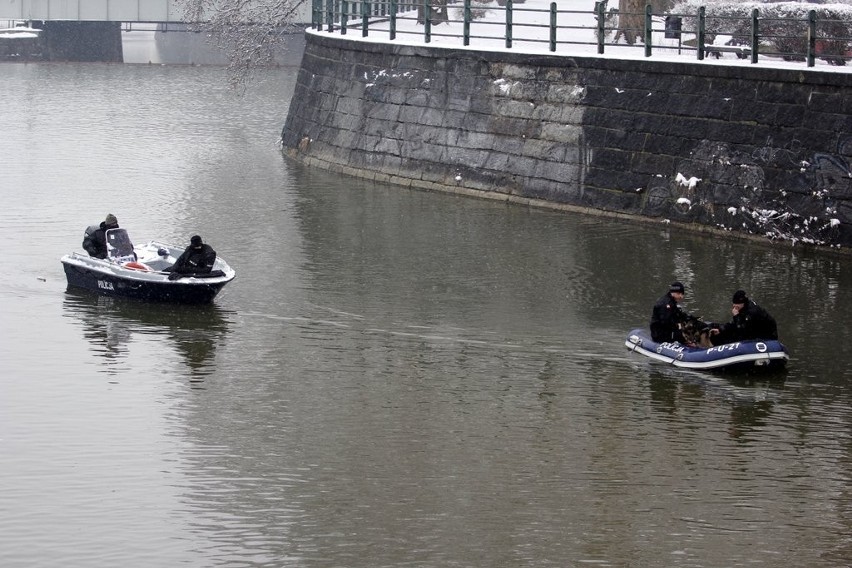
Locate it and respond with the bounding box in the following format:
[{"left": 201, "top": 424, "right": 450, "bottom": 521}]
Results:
[{"left": 2, "top": 59, "right": 852, "bottom": 567}]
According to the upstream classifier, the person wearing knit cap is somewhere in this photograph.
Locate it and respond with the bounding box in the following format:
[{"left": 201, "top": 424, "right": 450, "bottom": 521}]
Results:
[
  {"left": 710, "top": 289, "right": 778, "bottom": 345},
  {"left": 650, "top": 281, "right": 696, "bottom": 344},
  {"left": 166, "top": 235, "right": 217, "bottom": 277},
  {"left": 82, "top": 213, "right": 120, "bottom": 259}
]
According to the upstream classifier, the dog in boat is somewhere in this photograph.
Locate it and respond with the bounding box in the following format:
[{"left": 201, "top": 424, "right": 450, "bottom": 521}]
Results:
[{"left": 680, "top": 316, "right": 714, "bottom": 348}]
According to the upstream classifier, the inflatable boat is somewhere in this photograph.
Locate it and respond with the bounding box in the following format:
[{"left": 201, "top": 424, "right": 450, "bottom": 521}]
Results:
[
  {"left": 61, "top": 229, "right": 236, "bottom": 304},
  {"left": 625, "top": 328, "right": 788, "bottom": 372}
]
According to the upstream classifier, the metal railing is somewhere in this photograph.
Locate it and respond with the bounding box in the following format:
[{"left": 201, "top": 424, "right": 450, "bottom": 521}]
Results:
[{"left": 310, "top": 0, "right": 852, "bottom": 68}]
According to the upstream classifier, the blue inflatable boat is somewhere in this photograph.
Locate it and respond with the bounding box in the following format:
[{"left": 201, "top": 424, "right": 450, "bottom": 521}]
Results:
[{"left": 625, "top": 328, "right": 789, "bottom": 372}]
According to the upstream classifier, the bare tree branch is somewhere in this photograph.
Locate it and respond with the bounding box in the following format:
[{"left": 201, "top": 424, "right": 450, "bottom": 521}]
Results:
[{"left": 176, "top": 0, "right": 307, "bottom": 88}]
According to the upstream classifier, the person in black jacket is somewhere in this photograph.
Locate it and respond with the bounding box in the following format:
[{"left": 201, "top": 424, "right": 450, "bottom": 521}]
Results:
[
  {"left": 710, "top": 289, "right": 778, "bottom": 345},
  {"left": 650, "top": 281, "right": 694, "bottom": 344},
  {"left": 167, "top": 235, "right": 217, "bottom": 277},
  {"left": 82, "top": 213, "right": 119, "bottom": 259}
]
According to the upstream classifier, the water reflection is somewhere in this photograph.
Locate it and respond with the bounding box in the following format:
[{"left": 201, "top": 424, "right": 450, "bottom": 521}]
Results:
[
  {"left": 645, "top": 367, "right": 786, "bottom": 439},
  {"left": 62, "top": 289, "right": 231, "bottom": 383}
]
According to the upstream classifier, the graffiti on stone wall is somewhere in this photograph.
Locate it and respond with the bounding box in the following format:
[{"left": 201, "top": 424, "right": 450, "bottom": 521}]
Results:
[
  {"left": 644, "top": 138, "right": 844, "bottom": 247},
  {"left": 808, "top": 135, "right": 852, "bottom": 211},
  {"left": 750, "top": 136, "right": 805, "bottom": 169}
]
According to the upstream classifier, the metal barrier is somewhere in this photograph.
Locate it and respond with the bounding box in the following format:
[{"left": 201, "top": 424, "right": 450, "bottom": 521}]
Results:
[{"left": 310, "top": 0, "right": 852, "bottom": 67}]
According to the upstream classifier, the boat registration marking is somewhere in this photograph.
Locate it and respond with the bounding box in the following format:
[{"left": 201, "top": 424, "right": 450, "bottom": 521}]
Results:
[{"left": 706, "top": 343, "right": 741, "bottom": 355}]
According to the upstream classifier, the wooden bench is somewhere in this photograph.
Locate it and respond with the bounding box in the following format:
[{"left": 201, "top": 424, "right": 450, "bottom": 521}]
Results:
[{"left": 705, "top": 44, "right": 751, "bottom": 60}]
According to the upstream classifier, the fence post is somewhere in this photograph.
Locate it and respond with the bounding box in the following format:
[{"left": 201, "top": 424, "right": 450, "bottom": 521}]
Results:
[
  {"left": 326, "top": 0, "right": 334, "bottom": 32},
  {"left": 390, "top": 0, "right": 397, "bottom": 39},
  {"left": 807, "top": 9, "right": 816, "bottom": 67},
  {"left": 549, "top": 2, "right": 557, "bottom": 52},
  {"left": 312, "top": 0, "right": 319, "bottom": 30},
  {"left": 424, "top": 0, "right": 431, "bottom": 43},
  {"left": 697, "top": 6, "right": 705, "bottom": 60},
  {"left": 463, "top": 0, "right": 471, "bottom": 46},
  {"left": 595, "top": 1, "right": 605, "bottom": 54},
  {"left": 506, "top": 0, "right": 513, "bottom": 49},
  {"left": 750, "top": 8, "right": 759, "bottom": 64},
  {"left": 644, "top": 3, "right": 652, "bottom": 57},
  {"left": 341, "top": 0, "right": 348, "bottom": 34},
  {"left": 362, "top": 0, "right": 369, "bottom": 36}
]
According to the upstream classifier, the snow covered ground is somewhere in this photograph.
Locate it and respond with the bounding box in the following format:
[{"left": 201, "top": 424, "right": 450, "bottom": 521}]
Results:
[{"left": 316, "top": 0, "right": 852, "bottom": 73}]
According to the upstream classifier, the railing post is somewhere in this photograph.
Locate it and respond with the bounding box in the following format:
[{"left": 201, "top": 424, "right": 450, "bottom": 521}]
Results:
[
  {"left": 326, "top": 0, "right": 334, "bottom": 32},
  {"left": 644, "top": 3, "right": 652, "bottom": 57},
  {"left": 505, "top": 0, "right": 513, "bottom": 49},
  {"left": 463, "top": 0, "right": 471, "bottom": 46},
  {"left": 549, "top": 2, "right": 556, "bottom": 52},
  {"left": 390, "top": 0, "right": 397, "bottom": 39},
  {"left": 750, "top": 8, "right": 759, "bottom": 64},
  {"left": 697, "top": 6, "right": 705, "bottom": 60},
  {"left": 341, "top": 0, "right": 348, "bottom": 34},
  {"left": 807, "top": 9, "right": 816, "bottom": 67},
  {"left": 595, "top": 1, "right": 605, "bottom": 54},
  {"left": 362, "top": 0, "right": 369, "bottom": 36},
  {"left": 424, "top": 0, "right": 431, "bottom": 43}
]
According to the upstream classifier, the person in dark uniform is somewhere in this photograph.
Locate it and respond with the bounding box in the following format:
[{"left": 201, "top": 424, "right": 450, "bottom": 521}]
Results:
[
  {"left": 650, "top": 281, "right": 694, "bottom": 344},
  {"left": 710, "top": 289, "right": 778, "bottom": 345},
  {"left": 167, "top": 235, "right": 217, "bottom": 277},
  {"left": 82, "top": 213, "right": 119, "bottom": 259}
]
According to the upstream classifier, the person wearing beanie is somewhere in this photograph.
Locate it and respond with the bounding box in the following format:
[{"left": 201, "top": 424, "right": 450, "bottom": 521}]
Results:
[
  {"left": 710, "top": 289, "right": 778, "bottom": 345},
  {"left": 650, "top": 281, "right": 696, "bottom": 344},
  {"left": 82, "top": 213, "right": 120, "bottom": 259},
  {"left": 166, "top": 235, "right": 217, "bottom": 277}
]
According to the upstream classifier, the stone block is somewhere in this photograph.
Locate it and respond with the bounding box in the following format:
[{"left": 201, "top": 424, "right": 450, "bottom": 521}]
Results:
[
  {"left": 521, "top": 139, "right": 568, "bottom": 162},
  {"left": 539, "top": 123, "right": 581, "bottom": 144},
  {"left": 457, "top": 131, "right": 495, "bottom": 151},
  {"left": 775, "top": 104, "right": 807, "bottom": 128},
  {"left": 543, "top": 83, "right": 586, "bottom": 105},
  {"left": 632, "top": 153, "right": 675, "bottom": 176},
  {"left": 707, "top": 122, "right": 755, "bottom": 145},
  {"left": 605, "top": 129, "right": 646, "bottom": 152},
  {"left": 803, "top": 111, "right": 847, "bottom": 133},
  {"left": 494, "top": 99, "right": 537, "bottom": 119},
  {"left": 534, "top": 160, "right": 579, "bottom": 184}
]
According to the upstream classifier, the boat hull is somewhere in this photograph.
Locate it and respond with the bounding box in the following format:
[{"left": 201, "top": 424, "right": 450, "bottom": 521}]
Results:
[
  {"left": 625, "top": 328, "right": 788, "bottom": 373},
  {"left": 62, "top": 261, "right": 227, "bottom": 303}
]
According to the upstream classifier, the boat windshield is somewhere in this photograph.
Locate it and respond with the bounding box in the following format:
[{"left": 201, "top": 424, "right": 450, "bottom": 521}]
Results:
[{"left": 106, "top": 228, "right": 135, "bottom": 262}]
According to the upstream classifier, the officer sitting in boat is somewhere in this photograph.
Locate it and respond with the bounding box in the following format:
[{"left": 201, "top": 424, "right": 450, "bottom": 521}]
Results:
[
  {"left": 165, "top": 235, "right": 217, "bottom": 279},
  {"left": 650, "top": 281, "right": 700, "bottom": 345},
  {"left": 82, "top": 213, "right": 119, "bottom": 259},
  {"left": 709, "top": 289, "right": 778, "bottom": 345}
]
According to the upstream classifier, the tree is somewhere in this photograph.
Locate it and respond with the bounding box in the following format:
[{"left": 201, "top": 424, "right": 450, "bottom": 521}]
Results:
[
  {"left": 177, "top": 0, "right": 307, "bottom": 87},
  {"left": 615, "top": 0, "right": 646, "bottom": 45},
  {"left": 417, "top": 0, "right": 449, "bottom": 26}
]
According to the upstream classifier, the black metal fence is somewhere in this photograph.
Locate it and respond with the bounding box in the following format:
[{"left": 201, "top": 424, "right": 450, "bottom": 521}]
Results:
[{"left": 310, "top": 0, "right": 852, "bottom": 67}]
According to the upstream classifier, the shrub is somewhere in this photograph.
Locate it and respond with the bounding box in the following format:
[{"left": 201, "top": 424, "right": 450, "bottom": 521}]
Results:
[
  {"left": 454, "top": 0, "right": 494, "bottom": 20},
  {"left": 666, "top": 1, "right": 852, "bottom": 64}
]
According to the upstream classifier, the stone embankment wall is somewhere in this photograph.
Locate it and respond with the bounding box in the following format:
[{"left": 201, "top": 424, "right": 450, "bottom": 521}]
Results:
[{"left": 282, "top": 32, "right": 852, "bottom": 249}]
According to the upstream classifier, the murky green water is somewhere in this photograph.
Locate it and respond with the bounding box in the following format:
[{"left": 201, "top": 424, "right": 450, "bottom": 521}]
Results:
[{"left": 1, "top": 62, "right": 851, "bottom": 567}]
